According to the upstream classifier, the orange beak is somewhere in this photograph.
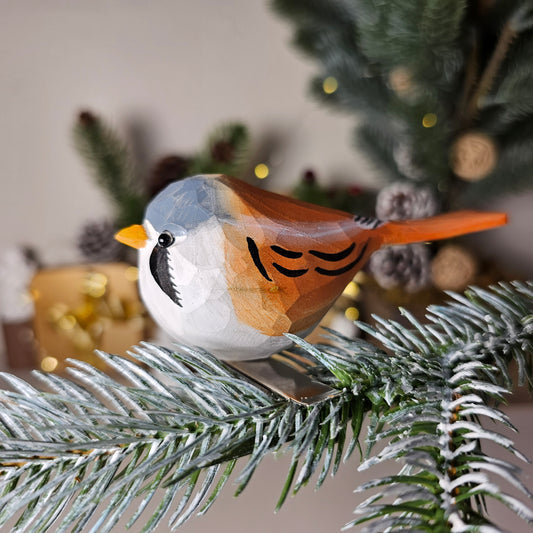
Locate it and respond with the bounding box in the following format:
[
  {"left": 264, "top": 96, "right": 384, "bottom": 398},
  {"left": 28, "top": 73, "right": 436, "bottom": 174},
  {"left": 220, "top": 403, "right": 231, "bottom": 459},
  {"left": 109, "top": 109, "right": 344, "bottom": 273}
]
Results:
[{"left": 115, "top": 224, "right": 148, "bottom": 249}]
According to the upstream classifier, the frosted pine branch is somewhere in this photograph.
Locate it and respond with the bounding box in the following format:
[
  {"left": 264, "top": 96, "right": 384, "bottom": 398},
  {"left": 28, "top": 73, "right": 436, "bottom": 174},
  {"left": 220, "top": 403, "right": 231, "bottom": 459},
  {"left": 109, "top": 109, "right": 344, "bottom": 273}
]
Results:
[{"left": 0, "top": 282, "right": 531, "bottom": 532}]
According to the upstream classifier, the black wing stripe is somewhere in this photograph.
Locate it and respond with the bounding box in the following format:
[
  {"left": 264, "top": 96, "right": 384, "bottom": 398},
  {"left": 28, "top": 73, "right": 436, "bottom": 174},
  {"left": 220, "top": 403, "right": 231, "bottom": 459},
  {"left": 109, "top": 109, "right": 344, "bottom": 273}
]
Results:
[
  {"left": 315, "top": 240, "right": 369, "bottom": 276},
  {"left": 270, "top": 245, "right": 303, "bottom": 259},
  {"left": 354, "top": 214, "right": 383, "bottom": 229},
  {"left": 309, "top": 242, "right": 355, "bottom": 262},
  {"left": 272, "top": 263, "right": 308, "bottom": 277},
  {"left": 247, "top": 237, "right": 272, "bottom": 281}
]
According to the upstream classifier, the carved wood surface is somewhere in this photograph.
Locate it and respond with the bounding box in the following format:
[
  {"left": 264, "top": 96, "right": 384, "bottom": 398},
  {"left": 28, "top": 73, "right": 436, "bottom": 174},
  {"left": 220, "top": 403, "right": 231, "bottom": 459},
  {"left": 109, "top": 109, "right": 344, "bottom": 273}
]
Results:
[{"left": 116, "top": 174, "right": 507, "bottom": 360}]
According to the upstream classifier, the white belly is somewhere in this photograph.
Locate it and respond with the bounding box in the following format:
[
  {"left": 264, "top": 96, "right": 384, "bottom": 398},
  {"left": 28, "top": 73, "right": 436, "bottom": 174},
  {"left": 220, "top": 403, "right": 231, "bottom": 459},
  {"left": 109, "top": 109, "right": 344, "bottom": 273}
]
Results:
[{"left": 138, "top": 220, "right": 292, "bottom": 360}]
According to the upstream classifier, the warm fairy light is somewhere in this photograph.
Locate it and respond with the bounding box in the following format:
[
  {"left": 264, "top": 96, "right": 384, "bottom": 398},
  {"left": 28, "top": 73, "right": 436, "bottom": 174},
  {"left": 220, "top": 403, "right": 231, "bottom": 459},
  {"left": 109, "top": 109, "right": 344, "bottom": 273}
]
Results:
[
  {"left": 344, "top": 307, "right": 360, "bottom": 321},
  {"left": 84, "top": 272, "right": 108, "bottom": 298},
  {"left": 343, "top": 281, "right": 360, "bottom": 299},
  {"left": 353, "top": 271, "right": 367, "bottom": 284},
  {"left": 422, "top": 113, "right": 437, "bottom": 128},
  {"left": 254, "top": 163, "right": 269, "bottom": 179},
  {"left": 41, "top": 356, "right": 59, "bottom": 372},
  {"left": 125, "top": 266, "right": 139, "bottom": 282},
  {"left": 323, "top": 76, "right": 338, "bottom": 94},
  {"left": 58, "top": 314, "right": 76, "bottom": 330}
]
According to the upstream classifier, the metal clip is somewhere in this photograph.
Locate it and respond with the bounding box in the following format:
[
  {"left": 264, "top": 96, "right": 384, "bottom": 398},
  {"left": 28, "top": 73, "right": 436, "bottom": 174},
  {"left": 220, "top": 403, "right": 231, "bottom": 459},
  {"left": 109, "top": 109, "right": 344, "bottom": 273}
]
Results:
[{"left": 228, "top": 351, "right": 340, "bottom": 405}]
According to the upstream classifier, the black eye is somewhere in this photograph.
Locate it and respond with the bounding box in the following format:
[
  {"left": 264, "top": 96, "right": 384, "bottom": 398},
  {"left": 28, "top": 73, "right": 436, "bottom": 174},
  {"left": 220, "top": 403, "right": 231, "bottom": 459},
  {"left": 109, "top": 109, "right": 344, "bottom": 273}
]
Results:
[{"left": 157, "top": 231, "right": 175, "bottom": 248}]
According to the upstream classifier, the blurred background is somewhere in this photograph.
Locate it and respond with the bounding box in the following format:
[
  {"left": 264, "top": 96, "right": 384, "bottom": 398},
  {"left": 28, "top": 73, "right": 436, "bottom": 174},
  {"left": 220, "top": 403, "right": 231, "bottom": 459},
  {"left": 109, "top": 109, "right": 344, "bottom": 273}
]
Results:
[{"left": 0, "top": 1, "right": 532, "bottom": 531}]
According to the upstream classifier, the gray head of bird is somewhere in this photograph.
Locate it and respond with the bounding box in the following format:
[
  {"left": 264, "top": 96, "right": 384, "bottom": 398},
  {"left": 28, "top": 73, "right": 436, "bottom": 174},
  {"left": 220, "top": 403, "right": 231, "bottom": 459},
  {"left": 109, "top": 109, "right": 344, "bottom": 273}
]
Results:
[{"left": 114, "top": 175, "right": 248, "bottom": 355}]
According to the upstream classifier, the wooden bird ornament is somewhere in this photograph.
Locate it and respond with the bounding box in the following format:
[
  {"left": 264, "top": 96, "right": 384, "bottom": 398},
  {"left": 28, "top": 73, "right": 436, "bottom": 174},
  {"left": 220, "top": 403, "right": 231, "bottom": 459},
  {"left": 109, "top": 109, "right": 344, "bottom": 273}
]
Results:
[{"left": 116, "top": 174, "right": 507, "bottom": 361}]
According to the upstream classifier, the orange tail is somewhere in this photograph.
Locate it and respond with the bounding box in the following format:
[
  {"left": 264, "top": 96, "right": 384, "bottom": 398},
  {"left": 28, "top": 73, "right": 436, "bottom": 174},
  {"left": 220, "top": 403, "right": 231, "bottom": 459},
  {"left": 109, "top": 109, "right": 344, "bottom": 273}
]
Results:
[{"left": 378, "top": 210, "right": 507, "bottom": 246}]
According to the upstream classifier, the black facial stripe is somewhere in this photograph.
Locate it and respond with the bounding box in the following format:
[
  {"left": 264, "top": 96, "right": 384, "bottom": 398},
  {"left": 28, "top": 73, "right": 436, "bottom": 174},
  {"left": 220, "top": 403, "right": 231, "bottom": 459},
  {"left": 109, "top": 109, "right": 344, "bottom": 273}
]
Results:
[
  {"left": 247, "top": 237, "right": 272, "bottom": 281},
  {"left": 270, "top": 245, "right": 303, "bottom": 259},
  {"left": 309, "top": 242, "right": 355, "bottom": 262},
  {"left": 315, "top": 240, "right": 369, "bottom": 276},
  {"left": 150, "top": 246, "right": 182, "bottom": 307},
  {"left": 272, "top": 263, "right": 308, "bottom": 278}
]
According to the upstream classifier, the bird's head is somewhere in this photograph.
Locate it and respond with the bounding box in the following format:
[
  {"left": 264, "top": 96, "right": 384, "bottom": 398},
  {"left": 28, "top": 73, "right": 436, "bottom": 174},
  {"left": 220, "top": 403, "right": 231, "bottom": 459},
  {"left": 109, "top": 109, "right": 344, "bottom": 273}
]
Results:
[
  {"left": 116, "top": 175, "right": 222, "bottom": 247},
  {"left": 115, "top": 175, "right": 226, "bottom": 309}
]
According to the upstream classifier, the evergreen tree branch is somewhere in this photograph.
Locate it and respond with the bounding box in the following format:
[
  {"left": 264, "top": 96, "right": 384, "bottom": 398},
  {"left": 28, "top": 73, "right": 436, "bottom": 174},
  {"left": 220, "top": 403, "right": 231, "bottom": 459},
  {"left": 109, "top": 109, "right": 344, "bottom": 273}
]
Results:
[
  {"left": 464, "top": 18, "right": 517, "bottom": 124},
  {"left": 73, "top": 111, "right": 146, "bottom": 227},
  {"left": 0, "top": 282, "right": 531, "bottom": 531},
  {"left": 186, "top": 122, "right": 250, "bottom": 178},
  {"left": 273, "top": 0, "right": 533, "bottom": 205}
]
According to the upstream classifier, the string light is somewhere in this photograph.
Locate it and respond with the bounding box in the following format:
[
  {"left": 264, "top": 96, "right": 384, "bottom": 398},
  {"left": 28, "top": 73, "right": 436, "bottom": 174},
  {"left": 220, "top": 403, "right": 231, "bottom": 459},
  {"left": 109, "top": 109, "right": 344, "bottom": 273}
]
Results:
[
  {"left": 323, "top": 76, "right": 338, "bottom": 94},
  {"left": 254, "top": 163, "right": 269, "bottom": 179},
  {"left": 58, "top": 314, "right": 76, "bottom": 331},
  {"left": 353, "top": 271, "right": 367, "bottom": 284},
  {"left": 125, "top": 266, "right": 139, "bottom": 282},
  {"left": 342, "top": 281, "right": 360, "bottom": 299},
  {"left": 344, "top": 307, "right": 360, "bottom": 321},
  {"left": 84, "top": 272, "right": 108, "bottom": 298},
  {"left": 41, "top": 356, "right": 58, "bottom": 372},
  {"left": 422, "top": 113, "right": 437, "bottom": 128}
]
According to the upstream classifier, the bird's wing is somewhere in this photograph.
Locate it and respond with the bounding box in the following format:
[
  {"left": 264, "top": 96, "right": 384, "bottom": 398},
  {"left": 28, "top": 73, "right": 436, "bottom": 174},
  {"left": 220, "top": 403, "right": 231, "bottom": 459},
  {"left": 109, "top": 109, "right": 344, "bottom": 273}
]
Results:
[{"left": 217, "top": 177, "right": 377, "bottom": 337}]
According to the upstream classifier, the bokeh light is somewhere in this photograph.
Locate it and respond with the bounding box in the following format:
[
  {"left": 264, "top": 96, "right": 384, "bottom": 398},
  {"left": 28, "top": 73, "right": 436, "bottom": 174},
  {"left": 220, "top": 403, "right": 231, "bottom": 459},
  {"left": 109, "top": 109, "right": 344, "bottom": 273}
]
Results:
[
  {"left": 323, "top": 76, "right": 338, "bottom": 94},
  {"left": 422, "top": 113, "right": 437, "bottom": 128},
  {"left": 344, "top": 307, "right": 360, "bottom": 321},
  {"left": 254, "top": 163, "right": 269, "bottom": 179},
  {"left": 125, "top": 266, "right": 139, "bottom": 282},
  {"left": 41, "top": 356, "right": 59, "bottom": 372},
  {"left": 343, "top": 281, "right": 360, "bottom": 299}
]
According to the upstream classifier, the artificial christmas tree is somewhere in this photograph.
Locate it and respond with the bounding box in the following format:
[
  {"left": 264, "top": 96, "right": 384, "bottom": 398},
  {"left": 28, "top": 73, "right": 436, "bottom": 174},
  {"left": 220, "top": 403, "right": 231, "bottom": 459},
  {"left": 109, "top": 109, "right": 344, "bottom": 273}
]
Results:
[
  {"left": 275, "top": 0, "right": 533, "bottom": 294},
  {"left": 272, "top": 0, "right": 533, "bottom": 203}
]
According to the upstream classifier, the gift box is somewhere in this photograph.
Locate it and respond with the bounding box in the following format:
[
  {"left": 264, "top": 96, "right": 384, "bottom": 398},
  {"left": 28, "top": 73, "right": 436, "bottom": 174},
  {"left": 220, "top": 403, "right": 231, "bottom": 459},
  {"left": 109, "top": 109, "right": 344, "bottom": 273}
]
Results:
[{"left": 31, "top": 262, "right": 149, "bottom": 372}]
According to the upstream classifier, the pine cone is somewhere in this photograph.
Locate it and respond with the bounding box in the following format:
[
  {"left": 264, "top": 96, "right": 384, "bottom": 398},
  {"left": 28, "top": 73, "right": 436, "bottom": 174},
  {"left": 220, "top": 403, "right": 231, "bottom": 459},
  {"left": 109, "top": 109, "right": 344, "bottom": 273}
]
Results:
[
  {"left": 210, "top": 140, "right": 235, "bottom": 164},
  {"left": 77, "top": 220, "right": 123, "bottom": 263},
  {"left": 392, "top": 142, "right": 424, "bottom": 180},
  {"left": 147, "top": 155, "right": 190, "bottom": 198},
  {"left": 291, "top": 169, "right": 331, "bottom": 207},
  {"left": 369, "top": 243, "right": 430, "bottom": 293},
  {"left": 376, "top": 182, "right": 437, "bottom": 221},
  {"left": 302, "top": 169, "right": 316, "bottom": 183},
  {"left": 78, "top": 110, "right": 97, "bottom": 127}
]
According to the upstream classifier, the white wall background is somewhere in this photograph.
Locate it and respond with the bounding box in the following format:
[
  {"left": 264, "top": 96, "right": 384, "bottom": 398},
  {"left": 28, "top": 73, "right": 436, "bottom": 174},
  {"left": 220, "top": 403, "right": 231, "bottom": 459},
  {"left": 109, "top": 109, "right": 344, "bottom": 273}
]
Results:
[{"left": 0, "top": 2, "right": 532, "bottom": 532}]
